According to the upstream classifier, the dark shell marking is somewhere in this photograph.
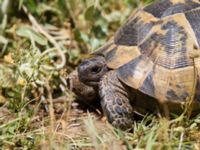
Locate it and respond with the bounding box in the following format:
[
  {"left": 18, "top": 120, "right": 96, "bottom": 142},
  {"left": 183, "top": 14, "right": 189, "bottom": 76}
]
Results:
[
  {"left": 161, "top": 0, "right": 200, "bottom": 18},
  {"left": 139, "top": 20, "right": 192, "bottom": 69},
  {"left": 144, "top": 0, "right": 200, "bottom": 18},
  {"left": 144, "top": 0, "right": 173, "bottom": 18},
  {"left": 166, "top": 89, "right": 180, "bottom": 100},
  {"left": 139, "top": 70, "right": 155, "bottom": 97}
]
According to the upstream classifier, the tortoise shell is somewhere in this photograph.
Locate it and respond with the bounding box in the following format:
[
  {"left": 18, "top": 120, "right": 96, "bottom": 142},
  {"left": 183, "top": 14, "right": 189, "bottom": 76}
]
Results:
[{"left": 93, "top": 0, "right": 200, "bottom": 104}]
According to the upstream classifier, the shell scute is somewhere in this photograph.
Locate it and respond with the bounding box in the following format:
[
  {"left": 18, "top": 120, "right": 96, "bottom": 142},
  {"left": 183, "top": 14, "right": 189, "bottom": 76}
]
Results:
[
  {"left": 105, "top": 46, "right": 141, "bottom": 69},
  {"left": 138, "top": 14, "right": 196, "bottom": 69},
  {"left": 117, "top": 55, "right": 154, "bottom": 90},
  {"left": 185, "top": 8, "right": 200, "bottom": 47}
]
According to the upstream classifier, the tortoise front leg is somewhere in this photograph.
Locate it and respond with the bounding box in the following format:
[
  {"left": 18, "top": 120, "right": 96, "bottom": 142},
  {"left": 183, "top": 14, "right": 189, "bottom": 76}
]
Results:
[{"left": 99, "top": 71, "right": 134, "bottom": 129}]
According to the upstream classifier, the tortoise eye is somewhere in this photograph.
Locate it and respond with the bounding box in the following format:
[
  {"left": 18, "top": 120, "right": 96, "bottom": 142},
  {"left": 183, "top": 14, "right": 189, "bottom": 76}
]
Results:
[{"left": 91, "top": 66, "right": 102, "bottom": 73}]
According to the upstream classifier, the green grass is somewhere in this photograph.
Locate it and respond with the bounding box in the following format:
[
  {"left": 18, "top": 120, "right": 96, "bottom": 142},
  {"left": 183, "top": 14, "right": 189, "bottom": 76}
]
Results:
[{"left": 1, "top": 0, "right": 200, "bottom": 149}]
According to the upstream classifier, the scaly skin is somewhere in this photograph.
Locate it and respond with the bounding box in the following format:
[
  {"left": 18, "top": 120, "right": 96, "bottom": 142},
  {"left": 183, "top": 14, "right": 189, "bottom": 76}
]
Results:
[{"left": 99, "top": 71, "right": 134, "bottom": 129}]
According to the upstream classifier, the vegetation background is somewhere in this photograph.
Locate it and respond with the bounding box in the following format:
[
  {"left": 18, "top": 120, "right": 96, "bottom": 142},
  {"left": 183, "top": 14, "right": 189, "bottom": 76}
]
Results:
[{"left": 0, "top": 0, "right": 200, "bottom": 149}]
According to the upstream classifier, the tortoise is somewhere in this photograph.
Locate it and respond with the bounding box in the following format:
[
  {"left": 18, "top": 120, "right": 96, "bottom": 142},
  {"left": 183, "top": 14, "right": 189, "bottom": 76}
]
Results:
[{"left": 74, "top": 0, "right": 200, "bottom": 129}]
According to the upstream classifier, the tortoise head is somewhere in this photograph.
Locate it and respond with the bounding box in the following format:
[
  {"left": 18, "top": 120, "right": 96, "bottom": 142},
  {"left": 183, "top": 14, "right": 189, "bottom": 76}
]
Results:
[{"left": 78, "top": 56, "right": 108, "bottom": 86}]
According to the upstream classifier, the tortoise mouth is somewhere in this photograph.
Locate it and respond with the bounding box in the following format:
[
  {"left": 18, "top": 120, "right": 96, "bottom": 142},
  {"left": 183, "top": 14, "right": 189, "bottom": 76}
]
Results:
[
  {"left": 84, "top": 81, "right": 100, "bottom": 86},
  {"left": 78, "top": 56, "right": 108, "bottom": 86},
  {"left": 66, "top": 70, "right": 98, "bottom": 101}
]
